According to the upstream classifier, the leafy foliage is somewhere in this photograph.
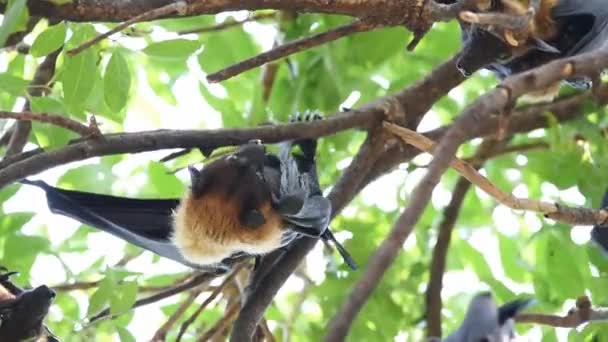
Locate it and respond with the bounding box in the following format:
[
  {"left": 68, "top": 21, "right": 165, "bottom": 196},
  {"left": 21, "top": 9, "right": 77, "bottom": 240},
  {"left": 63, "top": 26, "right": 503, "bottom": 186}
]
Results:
[{"left": 0, "top": 9, "right": 606, "bottom": 342}]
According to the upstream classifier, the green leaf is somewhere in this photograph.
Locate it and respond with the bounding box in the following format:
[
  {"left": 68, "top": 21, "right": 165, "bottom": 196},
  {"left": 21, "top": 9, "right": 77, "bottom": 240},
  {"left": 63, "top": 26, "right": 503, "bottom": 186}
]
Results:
[
  {"left": 104, "top": 51, "right": 131, "bottom": 112},
  {"left": 142, "top": 39, "right": 200, "bottom": 59},
  {"left": 0, "top": 0, "right": 28, "bottom": 47},
  {"left": 498, "top": 232, "right": 528, "bottom": 283},
  {"left": 2, "top": 234, "right": 49, "bottom": 275},
  {"left": 0, "top": 212, "right": 34, "bottom": 235},
  {"left": 110, "top": 280, "right": 138, "bottom": 315},
  {"left": 61, "top": 49, "right": 97, "bottom": 112},
  {"left": 87, "top": 272, "right": 115, "bottom": 316},
  {"left": 116, "top": 326, "right": 136, "bottom": 342},
  {"left": 458, "top": 240, "right": 494, "bottom": 282},
  {"left": 30, "top": 22, "right": 66, "bottom": 57},
  {"left": 543, "top": 229, "right": 587, "bottom": 298},
  {"left": 0, "top": 73, "right": 29, "bottom": 96}
]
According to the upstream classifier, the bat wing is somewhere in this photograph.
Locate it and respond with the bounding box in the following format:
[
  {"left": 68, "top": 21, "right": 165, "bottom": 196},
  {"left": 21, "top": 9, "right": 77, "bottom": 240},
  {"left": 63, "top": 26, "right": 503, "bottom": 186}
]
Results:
[
  {"left": 552, "top": 0, "right": 608, "bottom": 55},
  {"left": 273, "top": 140, "right": 358, "bottom": 269},
  {"left": 22, "top": 180, "right": 203, "bottom": 269}
]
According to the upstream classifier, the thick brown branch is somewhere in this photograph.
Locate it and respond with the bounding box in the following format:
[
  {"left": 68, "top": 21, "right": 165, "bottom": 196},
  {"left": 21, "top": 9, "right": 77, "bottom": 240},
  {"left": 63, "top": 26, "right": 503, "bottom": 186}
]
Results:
[
  {"left": 67, "top": 1, "right": 188, "bottom": 56},
  {"left": 325, "top": 43, "right": 608, "bottom": 342},
  {"left": 23, "top": 0, "right": 423, "bottom": 23},
  {"left": 206, "top": 20, "right": 377, "bottom": 83},
  {"left": 0, "top": 109, "right": 379, "bottom": 190}
]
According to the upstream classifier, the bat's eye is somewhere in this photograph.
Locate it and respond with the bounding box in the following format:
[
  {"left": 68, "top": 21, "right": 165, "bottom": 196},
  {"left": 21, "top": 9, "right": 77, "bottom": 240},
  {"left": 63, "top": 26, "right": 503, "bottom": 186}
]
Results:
[
  {"left": 226, "top": 154, "right": 248, "bottom": 167},
  {"left": 497, "top": 51, "right": 511, "bottom": 62}
]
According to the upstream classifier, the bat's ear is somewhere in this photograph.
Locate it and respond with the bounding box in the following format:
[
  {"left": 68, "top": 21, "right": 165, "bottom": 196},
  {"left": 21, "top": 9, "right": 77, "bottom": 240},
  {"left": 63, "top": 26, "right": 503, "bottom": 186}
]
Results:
[
  {"left": 241, "top": 209, "right": 266, "bottom": 228},
  {"left": 530, "top": 37, "right": 560, "bottom": 54},
  {"left": 188, "top": 165, "right": 201, "bottom": 183},
  {"left": 188, "top": 165, "right": 210, "bottom": 197}
]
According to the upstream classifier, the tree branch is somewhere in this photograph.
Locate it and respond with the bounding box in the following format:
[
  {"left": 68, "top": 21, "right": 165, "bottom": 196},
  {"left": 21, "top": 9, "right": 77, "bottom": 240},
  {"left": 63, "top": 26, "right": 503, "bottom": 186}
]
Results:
[
  {"left": 206, "top": 19, "right": 378, "bottom": 83},
  {"left": 0, "top": 111, "right": 100, "bottom": 137},
  {"left": 67, "top": 1, "right": 188, "bottom": 56},
  {"left": 385, "top": 123, "right": 608, "bottom": 226},
  {"left": 88, "top": 272, "right": 215, "bottom": 324},
  {"left": 425, "top": 138, "right": 504, "bottom": 339},
  {"left": 5, "top": 49, "right": 59, "bottom": 157},
  {"left": 324, "top": 42, "right": 608, "bottom": 342},
  {"left": 0, "top": 109, "right": 378, "bottom": 190},
  {"left": 229, "top": 132, "right": 387, "bottom": 341},
  {"left": 151, "top": 288, "right": 203, "bottom": 342},
  {"left": 178, "top": 12, "right": 275, "bottom": 35},
  {"left": 176, "top": 264, "right": 246, "bottom": 342},
  {"left": 21, "top": 0, "right": 430, "bottom": 24},
  {"left": 516, "top": 296, "right": 608, "bottom": 328}
]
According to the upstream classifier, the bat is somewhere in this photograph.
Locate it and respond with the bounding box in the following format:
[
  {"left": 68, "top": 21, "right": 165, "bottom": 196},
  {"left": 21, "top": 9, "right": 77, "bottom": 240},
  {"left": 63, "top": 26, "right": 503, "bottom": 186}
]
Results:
[
  {"left": 0, "top": 270, "right": 58, "bottom": 342},
  {"left": 23, "top": 114, "right": 357, "bottom": 272},
  {"left": 591, "top": 186, "right": 608, "bottom": 253},
  {"left": 456, "top": 0, "right": 608, "bottom": 101},
  {"left": 443, "top": 292, "right": 534, "bottom": 342}
]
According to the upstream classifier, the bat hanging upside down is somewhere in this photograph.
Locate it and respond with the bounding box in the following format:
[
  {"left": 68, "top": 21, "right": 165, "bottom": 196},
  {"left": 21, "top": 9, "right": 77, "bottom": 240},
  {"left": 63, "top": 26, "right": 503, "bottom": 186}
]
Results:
[
  {"left": 0, "top": 270, "right": 58, "bottom": 342},
  {"left": 24, "top": 114, "right": 357, "bottom": 271},
  {"left": 455, "top": 0, "right": 608, "bottom": 102}
]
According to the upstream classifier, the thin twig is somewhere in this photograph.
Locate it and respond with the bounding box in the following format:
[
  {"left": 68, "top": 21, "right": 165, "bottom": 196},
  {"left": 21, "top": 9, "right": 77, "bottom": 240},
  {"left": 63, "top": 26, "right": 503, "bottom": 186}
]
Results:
[
  {"left": 179, "top": 12, "right": 275, "bottom": 35},
  {"left": 259, "top": 318, "right": 276, "bottom": 342},
  {"left": 516, "top": 296, "right": 608, "bottom": 327},
  {"left": 67, "top": 1, "right": 189, "bottom": 56},
  {"left": 206, "top": 20, "right": 377, "bottom": 83},
  {"left": 88, "top": 272, "right": 215, "bottom": 324},
  {"left": 198, "top": 301, "right": 241, "bottom": 342},
  {"left": 176, "top": 264, "right": 245, "bottom": 342},
  {"left": 151, "top": 288, "right": 204, "bottom": 342},
  {"left": 5, "top": 49, "right": 60, "bottom": 157},
  {"left": 384, "top": 123, "right": 608, "bottom": 226},
  {"left": 0, "top": 111, "right": 99, "bottom": 137}
]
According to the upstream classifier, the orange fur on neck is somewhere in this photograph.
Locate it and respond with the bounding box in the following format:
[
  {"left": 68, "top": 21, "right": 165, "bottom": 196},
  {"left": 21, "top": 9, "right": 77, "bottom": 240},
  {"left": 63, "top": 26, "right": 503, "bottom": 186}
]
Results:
[{"left": 171, "top": 191, "right": 284, "bottom": 265}]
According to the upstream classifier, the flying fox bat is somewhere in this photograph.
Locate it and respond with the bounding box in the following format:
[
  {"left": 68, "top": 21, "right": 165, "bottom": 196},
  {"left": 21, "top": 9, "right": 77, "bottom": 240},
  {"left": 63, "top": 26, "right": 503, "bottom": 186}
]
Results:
[
  {"left": 591, "top": 186, "right": 608, "bottom": 253},
  {"left": 456, "top": 0, "right": 608, "bottom": 101},
  {"left": 443, "top": 292, "right": 534, "bottom": 342},
  {"left": 23, "top": 114, "right": 356, "bottom": 272},
  {"left": 0, "top": 270, "right": 58, "bottom": 342}
]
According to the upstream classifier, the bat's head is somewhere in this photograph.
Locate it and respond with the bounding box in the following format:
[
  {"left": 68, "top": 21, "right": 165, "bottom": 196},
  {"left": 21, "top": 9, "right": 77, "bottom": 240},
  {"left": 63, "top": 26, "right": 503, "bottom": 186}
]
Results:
[
  {"left": 12, "top": 285, "right": 55, "bottom": 321},
  {"left": 188, "top": 139, "right": 270, "bottom": 200},
  {"left": 0, "top": 285, "right": 55, "bottom": 340},
  {"left": 456, "top": 0, "right": 561, "bottom": 76}
]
